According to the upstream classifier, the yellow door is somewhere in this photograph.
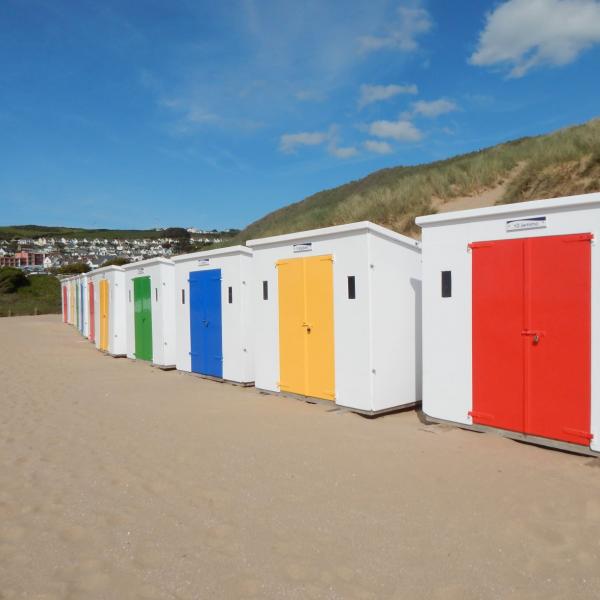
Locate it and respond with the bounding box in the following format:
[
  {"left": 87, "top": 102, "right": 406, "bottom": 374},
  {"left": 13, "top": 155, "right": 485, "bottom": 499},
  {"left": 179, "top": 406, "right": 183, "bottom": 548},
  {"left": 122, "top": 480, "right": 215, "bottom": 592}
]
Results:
[
  {"left": 99, "top": 279, "right": 109, "bottom": 351},
  {"left": 277, "top": 254, "right": 335, "bottom": 400},
  {"left": 277, "top": 258, "right": 307, "bottom": 395},
  {"left": 304, "top": 255, "right": 335, "bottom": 400}
]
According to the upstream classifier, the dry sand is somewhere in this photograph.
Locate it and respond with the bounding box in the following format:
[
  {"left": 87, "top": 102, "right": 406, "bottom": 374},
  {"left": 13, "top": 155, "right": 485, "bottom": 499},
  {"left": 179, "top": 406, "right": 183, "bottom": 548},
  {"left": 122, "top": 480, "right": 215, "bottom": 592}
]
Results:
[{"left": 1, "top": 315, "right": 600, "bottom": 599}]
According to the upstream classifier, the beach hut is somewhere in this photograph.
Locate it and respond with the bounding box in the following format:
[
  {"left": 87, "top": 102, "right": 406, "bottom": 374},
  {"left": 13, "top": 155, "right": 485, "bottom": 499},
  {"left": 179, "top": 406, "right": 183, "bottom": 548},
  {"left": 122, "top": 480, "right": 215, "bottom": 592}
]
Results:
[
  {"left": 416, "top": 192, "right": 600, "bottom": 454},
  {"left": 80, "top": 274, "right": 89, "bottom": 338},
  {"left": 123, "top": 258, "right": 176, "bottom": 368},
  {"left": 87, "top": 274, "right": 96, "bottom": 343},
  {"left": 61, "top": 278, "right": 69, "bottom": 323},
  {"left": 173, "top": 246, "right": 254, "bottom": 384},
  {"left": 75, "top": 276, "right": 81, "bottom": 330},
  {"left": 69, "top": 278, "right": 76, "bottom": 326},
  {"left": 246, "top": 222, "right": 422, "bottom": 414},
  {"left": 88, "top": 265, "right": 127, "bottom": 356}
]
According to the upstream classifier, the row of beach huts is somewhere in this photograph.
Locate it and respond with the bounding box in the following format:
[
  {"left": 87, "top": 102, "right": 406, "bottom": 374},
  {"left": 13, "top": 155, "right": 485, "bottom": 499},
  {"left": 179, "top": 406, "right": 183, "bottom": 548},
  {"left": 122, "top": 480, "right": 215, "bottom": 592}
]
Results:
[{"left": 62, "top": 192, "right": 600, "bottom": 455}]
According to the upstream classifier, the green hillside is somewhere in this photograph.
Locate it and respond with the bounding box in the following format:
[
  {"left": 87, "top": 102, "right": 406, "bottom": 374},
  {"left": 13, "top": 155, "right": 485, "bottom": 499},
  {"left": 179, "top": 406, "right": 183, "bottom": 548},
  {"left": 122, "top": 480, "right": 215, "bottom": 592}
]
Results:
[
  {"left": 0, "top": 225, "right": 171, "bottom": 241},
  {"left": 234, "top": 118, "right": 600, "bottom": 242},
  {"left": 0, "top": 225, "right": 234, "bottom": 241},
  {"left": 0, "top": 225, "right": 198, "bottom": 240}
]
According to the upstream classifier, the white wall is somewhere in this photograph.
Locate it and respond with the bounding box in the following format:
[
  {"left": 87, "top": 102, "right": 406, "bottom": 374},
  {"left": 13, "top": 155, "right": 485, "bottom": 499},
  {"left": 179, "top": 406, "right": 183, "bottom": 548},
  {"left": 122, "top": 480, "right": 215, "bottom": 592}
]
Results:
[
  {"left": 369, "top": 232, "right": 422, "bottom": 412},
  {"left": 250, "top": 228, "right": 421, "bottom": 412},
  {"left": 174, "top": 249, "right": 254, "bottom": 383},
  {"left": 419, "top": 196, "right": 600, "bottom": 451},
  {"left": 109, "top": 269, "right": 127, "bottom": 356},
  {"left": 89, "top": 272, "right": 101, "bottom": 350},
  {"left": 81, "top": 275, "right": 89, "bottom": 339}
]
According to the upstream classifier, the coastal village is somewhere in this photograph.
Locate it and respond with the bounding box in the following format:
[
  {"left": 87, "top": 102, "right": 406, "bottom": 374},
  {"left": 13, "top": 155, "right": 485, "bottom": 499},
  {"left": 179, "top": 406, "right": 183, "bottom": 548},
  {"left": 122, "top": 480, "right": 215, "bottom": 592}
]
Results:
[{"left": 0, "top": 228, "right": 235, "bottom": 272}]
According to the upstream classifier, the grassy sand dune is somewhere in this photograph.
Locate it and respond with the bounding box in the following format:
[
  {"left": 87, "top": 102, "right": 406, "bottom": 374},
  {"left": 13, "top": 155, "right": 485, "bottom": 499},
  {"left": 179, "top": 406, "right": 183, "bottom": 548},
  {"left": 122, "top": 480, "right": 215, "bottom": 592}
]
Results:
[{"left": 234, "top": 118, "right": 600, "bottom": 241}]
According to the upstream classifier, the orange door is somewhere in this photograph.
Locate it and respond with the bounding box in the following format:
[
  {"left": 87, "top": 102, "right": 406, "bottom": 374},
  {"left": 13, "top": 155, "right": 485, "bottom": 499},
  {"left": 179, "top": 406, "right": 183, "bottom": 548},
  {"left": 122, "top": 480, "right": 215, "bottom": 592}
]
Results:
[
  {"left": 304, "top": 255, "right": 335, "bottom": 400},
  {"left": 88, "top": 282, "right": 95, "bottom": 342},
  {"left": 277, "top": 255, "right": 335, "bottom": 400},
  {"left": 277, "top": 258, "right": 306, "bottom": 395}
]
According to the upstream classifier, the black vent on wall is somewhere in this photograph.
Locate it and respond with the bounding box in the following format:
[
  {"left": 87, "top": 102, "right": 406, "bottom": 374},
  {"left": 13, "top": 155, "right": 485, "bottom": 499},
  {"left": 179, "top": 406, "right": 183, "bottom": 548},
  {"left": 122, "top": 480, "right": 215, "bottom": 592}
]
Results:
[
  {"left": 347, "top": 276, "right": 356, "bottom": 299},
  {"left": 441, "top": 271, "right": 452, "bottom": 298}
]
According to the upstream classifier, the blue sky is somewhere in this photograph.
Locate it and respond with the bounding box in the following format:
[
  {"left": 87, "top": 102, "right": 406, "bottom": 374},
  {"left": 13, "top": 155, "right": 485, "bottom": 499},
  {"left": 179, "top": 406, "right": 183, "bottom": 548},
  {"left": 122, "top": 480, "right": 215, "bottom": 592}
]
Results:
[{"left": 2, "top": 0, "right": 600, "bottom": 230}]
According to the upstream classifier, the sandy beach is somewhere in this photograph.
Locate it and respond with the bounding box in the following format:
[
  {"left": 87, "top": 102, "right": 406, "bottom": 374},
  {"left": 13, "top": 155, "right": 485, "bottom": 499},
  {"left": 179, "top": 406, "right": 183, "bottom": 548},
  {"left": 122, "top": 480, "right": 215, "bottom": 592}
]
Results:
[{"left": 1, "top": 315, "right": 600, "bottom": 599}]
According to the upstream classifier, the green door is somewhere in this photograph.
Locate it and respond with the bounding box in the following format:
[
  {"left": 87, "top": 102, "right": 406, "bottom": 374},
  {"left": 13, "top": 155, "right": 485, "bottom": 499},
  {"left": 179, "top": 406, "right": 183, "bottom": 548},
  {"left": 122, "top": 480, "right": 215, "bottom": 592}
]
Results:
[{"left": 133, "top": 276, "right": 153, "bottom": 361}]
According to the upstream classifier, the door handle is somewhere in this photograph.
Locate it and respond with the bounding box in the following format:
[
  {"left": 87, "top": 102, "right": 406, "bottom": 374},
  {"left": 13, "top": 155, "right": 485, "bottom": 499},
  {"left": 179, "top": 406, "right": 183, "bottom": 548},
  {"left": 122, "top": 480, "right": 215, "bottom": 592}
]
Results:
[
  {"left": 521, "top": 330, "right": 543, "bottom": 344},
  {"left": 301, "top": 322, "right": 312, "bottom": 333}
]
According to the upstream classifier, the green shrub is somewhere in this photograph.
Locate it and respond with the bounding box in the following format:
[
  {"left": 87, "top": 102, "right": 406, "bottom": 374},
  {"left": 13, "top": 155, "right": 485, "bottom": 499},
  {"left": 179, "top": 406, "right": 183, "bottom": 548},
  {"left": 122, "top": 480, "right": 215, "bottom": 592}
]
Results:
[
  {"left": 102, "top": 257, "right": 130, "bottom": 267},
  {"left": 58, "top": 262, "right": 90, "bottom": 275},
  {"left": 0, "top": 274, "right": 61, "bottom": 317},
  {"left": 0, "top": 267, "right": 29, "bottom": 293}
]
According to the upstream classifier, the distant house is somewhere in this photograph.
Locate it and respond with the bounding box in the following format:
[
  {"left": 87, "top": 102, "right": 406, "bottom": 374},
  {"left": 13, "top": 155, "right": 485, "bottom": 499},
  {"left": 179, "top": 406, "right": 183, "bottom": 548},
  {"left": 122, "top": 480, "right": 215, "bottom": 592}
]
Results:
[{"left": 0, "top": 256, "right": 21, "bottom": 267}]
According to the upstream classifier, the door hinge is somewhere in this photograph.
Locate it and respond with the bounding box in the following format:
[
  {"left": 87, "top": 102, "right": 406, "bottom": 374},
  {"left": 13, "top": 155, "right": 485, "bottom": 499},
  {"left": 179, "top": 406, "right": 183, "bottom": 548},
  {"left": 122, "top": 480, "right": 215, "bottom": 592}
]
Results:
[
  {"left": 563, "top": 428, "right": 594, "bottom": 440},
  {"left": 562, "top": 233, "right": 594, "bottom": 243},
  {"left": 468, "top": 410, "right": 495, "bottom": 420}
]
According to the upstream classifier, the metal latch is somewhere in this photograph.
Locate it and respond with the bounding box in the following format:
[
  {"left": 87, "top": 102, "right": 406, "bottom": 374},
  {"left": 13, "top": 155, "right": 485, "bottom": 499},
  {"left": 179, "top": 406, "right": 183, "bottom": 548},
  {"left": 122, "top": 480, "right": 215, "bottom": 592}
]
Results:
[{"left": 521, "top": 330, "right": 544, "bottom": 344}]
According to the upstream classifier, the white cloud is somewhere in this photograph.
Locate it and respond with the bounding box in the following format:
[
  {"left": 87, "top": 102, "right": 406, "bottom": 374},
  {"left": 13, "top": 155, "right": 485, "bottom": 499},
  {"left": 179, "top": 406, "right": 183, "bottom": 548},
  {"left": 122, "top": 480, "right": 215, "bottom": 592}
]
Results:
[
  {"left": 358, "top": 83, "right": 418, "bottom": 108},
  {"left": 161, "top": 98, "right": 220, "bottom": 126},
  {"left": 279, "top": 127, "right": 357, "bottom": 158},
  {"left": 369, "top": 119, "right": 422, "bottom": 142},
  {"left": 279, "top": 131, "right": 329, "bottom": 153},
  {"left": 470, "top": 0, "right": 600, "bottom": 77},
  {"left": 359, "top": 3, "right": 432, "bottom": 53},
  {"left": 364, "top": 140, "right": 394, "bottom": 154},
  {"left": 294, "top": 89, "right": 327, "bottom": 102},
  {"left": 329, "top": 144, "right": 359, "bottom": 158},
  {"left": 159, "top": 96, "right": 265, "bottom": 135},
  {"left": 411, "top": 98, "right": 458, "bottom": 118}
]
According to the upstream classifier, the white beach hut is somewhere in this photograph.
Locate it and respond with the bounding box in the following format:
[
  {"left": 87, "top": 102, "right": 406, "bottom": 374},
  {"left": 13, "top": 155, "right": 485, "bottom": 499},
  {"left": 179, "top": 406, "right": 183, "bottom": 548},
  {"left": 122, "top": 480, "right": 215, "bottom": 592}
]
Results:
[
  {"left": 123, "top": 258, "right": 176, "bottom": 368},
  {"left": 80, "top": 273, "right": 89, "bottom": 338},
  {"left": 173, "top": 246, "right": 254, "bottom": 384},
  {"left": 88, "top": 265, "right": 127, "bottom": 356},
  {"left": 416, "top": 192, "right": 600, "bottom": 454},
  {"left": 246, "top": 222, "right": 422, "bottom": 414},
  {"left": 61, "top": 277, "right": 70, "bottom": 324},
  {"left": 74, "top": 274, "right": 84, "bottom": 334},
  {"left": 68, "top": 277, "right": 76, "bottom": 326}
]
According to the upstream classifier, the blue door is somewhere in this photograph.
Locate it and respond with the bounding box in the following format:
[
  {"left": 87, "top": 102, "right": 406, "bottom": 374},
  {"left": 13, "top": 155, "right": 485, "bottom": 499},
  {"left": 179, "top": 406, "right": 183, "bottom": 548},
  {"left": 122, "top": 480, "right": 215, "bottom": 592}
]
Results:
[{"left": 190, "top": 269, "right": 223, "bottom": 378}]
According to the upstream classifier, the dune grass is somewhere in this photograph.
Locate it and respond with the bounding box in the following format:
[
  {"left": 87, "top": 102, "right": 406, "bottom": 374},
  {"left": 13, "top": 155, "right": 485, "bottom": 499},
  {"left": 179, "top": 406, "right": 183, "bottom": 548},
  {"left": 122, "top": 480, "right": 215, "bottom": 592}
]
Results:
[{"left": 234, "top": 118, "right": 600, "bottom": 241}]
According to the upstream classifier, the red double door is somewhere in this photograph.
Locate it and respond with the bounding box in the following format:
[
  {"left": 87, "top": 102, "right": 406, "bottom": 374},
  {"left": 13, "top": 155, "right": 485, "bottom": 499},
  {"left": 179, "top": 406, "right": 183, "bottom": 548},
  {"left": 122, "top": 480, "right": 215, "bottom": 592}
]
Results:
[{"left": 471, "top": 233, "right": 592, "bottom": 446}]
